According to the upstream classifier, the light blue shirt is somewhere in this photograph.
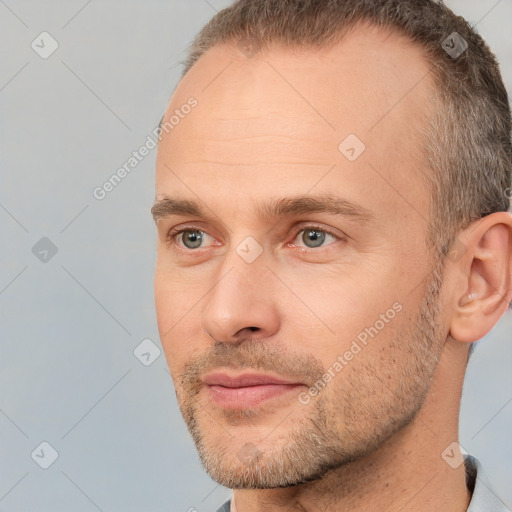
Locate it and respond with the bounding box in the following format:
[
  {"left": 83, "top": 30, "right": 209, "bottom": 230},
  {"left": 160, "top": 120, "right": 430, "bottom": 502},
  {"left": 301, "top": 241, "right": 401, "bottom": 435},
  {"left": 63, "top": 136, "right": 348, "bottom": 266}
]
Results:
[{"left": 215, "top": 454, "right": 511, "bottom": 511}]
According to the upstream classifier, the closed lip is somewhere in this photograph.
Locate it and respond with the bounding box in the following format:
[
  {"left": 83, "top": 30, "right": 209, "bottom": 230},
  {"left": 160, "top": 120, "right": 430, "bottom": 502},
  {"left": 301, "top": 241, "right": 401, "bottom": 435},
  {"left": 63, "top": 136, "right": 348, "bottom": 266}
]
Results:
[{"left": 202, "top": 372, "right": 303, "bottom": 388}]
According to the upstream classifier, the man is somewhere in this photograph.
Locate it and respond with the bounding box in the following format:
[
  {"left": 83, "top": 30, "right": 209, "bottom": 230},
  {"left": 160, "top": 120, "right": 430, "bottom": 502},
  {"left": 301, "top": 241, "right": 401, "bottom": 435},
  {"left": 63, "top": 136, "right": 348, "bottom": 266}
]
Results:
[{"left": 151, "top": 0, "right": 512, "bottom": 510}]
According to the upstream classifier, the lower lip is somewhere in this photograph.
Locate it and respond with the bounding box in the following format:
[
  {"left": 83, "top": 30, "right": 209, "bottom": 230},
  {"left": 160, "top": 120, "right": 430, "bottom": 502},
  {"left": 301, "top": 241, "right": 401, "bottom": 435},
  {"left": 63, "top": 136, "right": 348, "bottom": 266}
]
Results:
[{"left": 206, "top": 383, "right": 302, "bottom": 408}]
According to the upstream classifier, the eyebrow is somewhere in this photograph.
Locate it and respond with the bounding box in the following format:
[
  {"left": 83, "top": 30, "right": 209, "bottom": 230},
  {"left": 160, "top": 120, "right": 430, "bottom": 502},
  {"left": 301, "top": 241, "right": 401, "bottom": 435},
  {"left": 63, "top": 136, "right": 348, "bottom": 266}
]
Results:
[{"left": 151, "top": 194, "right": 374, "bottom": 225}]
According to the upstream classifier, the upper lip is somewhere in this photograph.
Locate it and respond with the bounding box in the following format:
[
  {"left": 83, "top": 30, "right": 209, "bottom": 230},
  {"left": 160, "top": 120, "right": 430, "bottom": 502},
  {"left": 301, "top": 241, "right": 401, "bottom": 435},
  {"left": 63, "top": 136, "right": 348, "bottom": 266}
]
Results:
[{"left": 203, "top": 372, "right": 302, "bottom": 388}]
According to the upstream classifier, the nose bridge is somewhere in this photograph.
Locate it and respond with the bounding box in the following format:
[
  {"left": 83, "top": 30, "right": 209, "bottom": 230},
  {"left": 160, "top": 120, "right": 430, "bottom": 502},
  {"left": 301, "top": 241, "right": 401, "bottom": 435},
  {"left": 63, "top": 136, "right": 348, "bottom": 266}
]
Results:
[{"left": 201, "top": 239, "right": 279, "bottom": 342}]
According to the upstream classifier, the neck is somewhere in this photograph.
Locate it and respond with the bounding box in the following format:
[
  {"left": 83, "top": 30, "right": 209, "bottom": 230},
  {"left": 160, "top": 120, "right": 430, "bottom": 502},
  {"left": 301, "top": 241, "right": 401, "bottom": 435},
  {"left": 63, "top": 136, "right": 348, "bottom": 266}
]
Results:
[{"left": 232, "top": 340, "right": 472, "bottom": 512}]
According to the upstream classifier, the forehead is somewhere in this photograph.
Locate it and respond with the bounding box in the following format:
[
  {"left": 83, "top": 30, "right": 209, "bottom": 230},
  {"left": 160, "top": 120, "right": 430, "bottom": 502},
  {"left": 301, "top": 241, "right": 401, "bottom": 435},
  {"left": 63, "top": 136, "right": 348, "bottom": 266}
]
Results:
[{"left": 156, "top": 23, "right": 434, "bottom": 227}]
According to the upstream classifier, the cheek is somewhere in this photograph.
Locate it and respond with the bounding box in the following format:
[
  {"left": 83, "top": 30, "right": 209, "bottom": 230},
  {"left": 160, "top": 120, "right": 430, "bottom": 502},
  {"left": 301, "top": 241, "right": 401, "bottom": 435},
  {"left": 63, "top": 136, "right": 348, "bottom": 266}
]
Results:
[
  {"left": 154, "top": 271, "right": 173, "bottom": 336},
  {"left": 155, "top": 271, "right": 189, "bottom": 370},
  {"left": 284, "top": 267, "right": 400, "bottom": 356},
  {"left": 154, "top": 262, "right": 194, "bottom": 327},
  {"left": 154, "top": 268, "right": 210, "bottom": 375}
]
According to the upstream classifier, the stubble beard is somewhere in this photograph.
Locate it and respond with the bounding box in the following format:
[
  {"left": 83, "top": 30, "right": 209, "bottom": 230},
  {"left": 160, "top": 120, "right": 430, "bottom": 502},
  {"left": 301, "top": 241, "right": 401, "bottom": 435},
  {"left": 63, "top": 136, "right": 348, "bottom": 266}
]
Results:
[{"left": 176, "top": 261, "right": 445, "bottom": 489}]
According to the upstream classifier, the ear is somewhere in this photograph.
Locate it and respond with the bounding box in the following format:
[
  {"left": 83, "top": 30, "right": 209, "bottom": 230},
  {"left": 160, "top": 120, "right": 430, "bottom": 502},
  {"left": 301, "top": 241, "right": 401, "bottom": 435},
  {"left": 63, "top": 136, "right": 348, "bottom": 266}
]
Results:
[{"left": 449, "top": 212, "right": 512, "bottom": 343}]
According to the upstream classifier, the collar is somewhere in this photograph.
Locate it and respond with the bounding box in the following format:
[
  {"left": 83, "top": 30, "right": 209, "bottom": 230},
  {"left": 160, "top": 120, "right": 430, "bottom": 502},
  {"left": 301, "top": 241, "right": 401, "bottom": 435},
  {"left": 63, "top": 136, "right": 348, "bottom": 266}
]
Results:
[{"left": 464, "top": 454, "right": 511, "bottom": 511}]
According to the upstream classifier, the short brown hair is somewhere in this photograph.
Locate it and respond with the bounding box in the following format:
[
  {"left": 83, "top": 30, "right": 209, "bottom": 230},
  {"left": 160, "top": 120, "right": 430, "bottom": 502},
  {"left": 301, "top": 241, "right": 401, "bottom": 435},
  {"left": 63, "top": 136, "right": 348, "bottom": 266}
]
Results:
[{"left": 179, "top": 0, "right": 511, "bottom": 258}]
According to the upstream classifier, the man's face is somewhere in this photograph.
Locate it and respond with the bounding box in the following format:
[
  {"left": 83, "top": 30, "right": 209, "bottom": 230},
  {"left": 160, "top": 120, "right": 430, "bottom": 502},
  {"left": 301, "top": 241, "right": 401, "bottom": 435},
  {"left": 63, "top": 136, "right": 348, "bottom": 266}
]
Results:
[{"left": 154, "top": 25, "right": 449, "bottom": 488}]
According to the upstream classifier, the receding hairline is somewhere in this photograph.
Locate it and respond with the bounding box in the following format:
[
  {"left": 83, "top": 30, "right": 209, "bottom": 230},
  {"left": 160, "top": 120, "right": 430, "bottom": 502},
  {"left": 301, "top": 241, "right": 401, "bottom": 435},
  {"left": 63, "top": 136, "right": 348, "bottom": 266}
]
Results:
[
  {"left": 180, "top": 18, "right": 434, "bottom": 84},
  {"left": 180, "top": 7, "right": 444, "bottom": 81},
  {"left": 164, "top": 19, "right": 437, "bottom": 152}
]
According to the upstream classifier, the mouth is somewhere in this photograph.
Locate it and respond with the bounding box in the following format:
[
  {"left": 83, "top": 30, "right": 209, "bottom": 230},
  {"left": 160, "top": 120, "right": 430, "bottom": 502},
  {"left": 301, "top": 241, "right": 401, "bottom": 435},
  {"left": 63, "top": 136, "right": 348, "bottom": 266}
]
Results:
[{"left": 202, "top": 372, "right": 305, "bottom": 409}]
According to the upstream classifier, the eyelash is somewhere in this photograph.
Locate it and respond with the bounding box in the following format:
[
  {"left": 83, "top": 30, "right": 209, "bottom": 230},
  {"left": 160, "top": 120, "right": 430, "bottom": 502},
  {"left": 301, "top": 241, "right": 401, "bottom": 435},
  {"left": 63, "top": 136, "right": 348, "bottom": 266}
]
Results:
[{"left": 166, "top": 224, "right": 342, "bottom": 253}]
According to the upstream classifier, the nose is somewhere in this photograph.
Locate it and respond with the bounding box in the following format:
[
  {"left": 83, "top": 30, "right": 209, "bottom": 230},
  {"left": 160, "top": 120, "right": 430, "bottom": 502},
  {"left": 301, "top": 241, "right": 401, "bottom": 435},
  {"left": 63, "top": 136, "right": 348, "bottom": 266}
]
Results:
[{"left": 201, "top": 249, "right": 281, "bottom": 344}]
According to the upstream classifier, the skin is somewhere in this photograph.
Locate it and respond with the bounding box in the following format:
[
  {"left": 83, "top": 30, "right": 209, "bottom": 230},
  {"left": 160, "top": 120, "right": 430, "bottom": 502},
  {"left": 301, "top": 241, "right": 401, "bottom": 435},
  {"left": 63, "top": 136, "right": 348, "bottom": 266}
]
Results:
[{"left": 153, "top": 23, "right": 512, "bottom": 512}]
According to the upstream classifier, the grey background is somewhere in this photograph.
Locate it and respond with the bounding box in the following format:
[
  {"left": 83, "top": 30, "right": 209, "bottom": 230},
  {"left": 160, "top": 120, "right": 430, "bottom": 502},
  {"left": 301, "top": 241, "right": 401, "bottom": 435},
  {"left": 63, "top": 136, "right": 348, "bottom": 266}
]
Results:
[{"left": 0, "top": 1, "right": 510, "bottom": 511}]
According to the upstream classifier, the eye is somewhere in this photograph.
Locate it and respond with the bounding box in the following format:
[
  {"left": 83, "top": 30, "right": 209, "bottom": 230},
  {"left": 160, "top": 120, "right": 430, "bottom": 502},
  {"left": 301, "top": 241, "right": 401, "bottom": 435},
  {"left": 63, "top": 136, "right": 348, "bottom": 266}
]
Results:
[
  {"left": 291, "top": 225, "right": 340, "bottom": 250},
  {"left": 168, "top": 227, "right": 215, "bottom": 250}
]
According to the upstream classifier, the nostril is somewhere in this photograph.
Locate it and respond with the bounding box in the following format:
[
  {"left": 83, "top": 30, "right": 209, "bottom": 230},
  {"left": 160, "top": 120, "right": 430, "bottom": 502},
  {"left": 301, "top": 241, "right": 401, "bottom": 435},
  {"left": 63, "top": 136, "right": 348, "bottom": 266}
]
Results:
[{"left": 233, "top": 326, "right": 260, "bottom": 338}]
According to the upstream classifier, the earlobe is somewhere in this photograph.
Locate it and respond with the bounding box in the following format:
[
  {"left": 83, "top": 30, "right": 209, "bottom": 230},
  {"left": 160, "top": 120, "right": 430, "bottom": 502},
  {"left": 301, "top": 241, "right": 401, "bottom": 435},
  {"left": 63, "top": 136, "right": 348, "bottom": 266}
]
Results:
[{"left": 449, "top": 213, "right": 512, "bottom": 344}]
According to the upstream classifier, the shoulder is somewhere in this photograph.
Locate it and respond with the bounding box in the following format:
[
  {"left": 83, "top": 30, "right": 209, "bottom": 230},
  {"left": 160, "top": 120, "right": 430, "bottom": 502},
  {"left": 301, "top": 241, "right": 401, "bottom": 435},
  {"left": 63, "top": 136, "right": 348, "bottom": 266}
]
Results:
[{"left": 465, "top": 454, "right": 511, "bottom": 511}]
